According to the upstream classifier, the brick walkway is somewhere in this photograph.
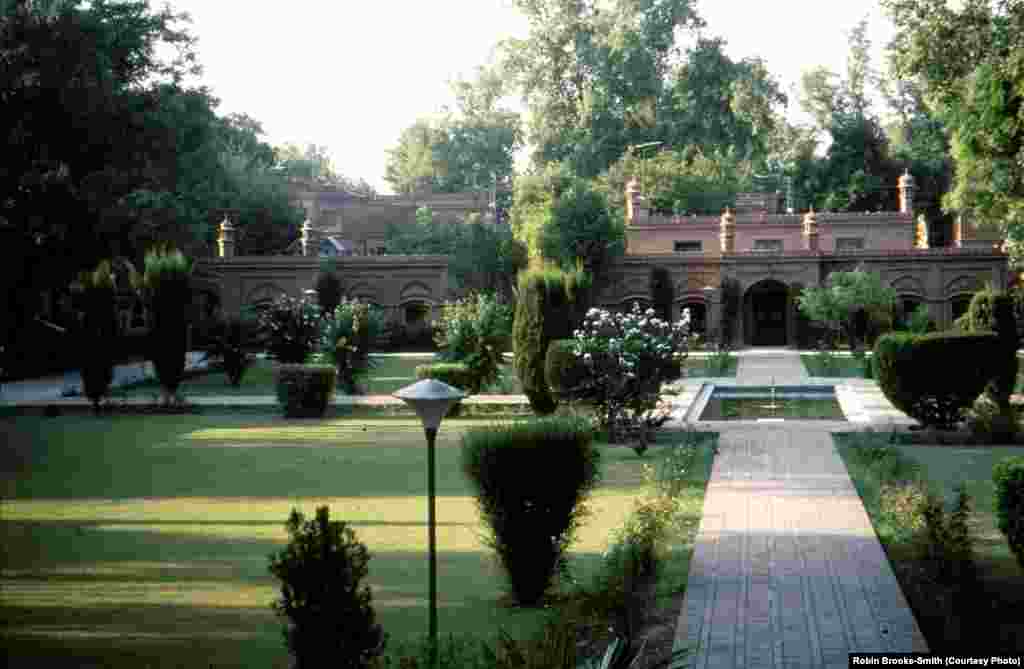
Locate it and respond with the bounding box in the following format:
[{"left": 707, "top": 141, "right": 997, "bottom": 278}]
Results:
[{"left": 672, "top": 350, "right": 928, "bottom": 668}]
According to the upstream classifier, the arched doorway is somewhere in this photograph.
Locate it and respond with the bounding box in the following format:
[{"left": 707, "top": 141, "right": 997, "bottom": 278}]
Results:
[{"left": 745, "top": 279, "right": 789, "bottom": 346}]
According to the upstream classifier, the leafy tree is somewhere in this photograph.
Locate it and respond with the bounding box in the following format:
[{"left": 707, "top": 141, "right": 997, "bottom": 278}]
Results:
[
  {"left": 274, "top": 142, "right": 377, "bottom": 197},
  {"left": 499, "top": 0, "right": 705, "bottom": 177},
  {"left": 885, "top": 0, "right": 1024, "bottom": 266},
  {"left": 797, "top": 267, "right": 896, "bottom": 351}
]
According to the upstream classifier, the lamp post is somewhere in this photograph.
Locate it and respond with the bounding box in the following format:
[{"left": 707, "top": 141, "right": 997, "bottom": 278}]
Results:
[{"left": 392, "top": 379, "right": 466, "bottom": 668}]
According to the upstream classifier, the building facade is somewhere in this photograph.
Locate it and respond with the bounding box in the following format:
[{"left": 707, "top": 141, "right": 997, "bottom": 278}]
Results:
[{"left": 198, "top": 172, "right": 1010, "bottom": 348}]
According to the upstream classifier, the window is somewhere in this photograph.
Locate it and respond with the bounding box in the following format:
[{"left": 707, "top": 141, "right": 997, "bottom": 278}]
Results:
[
  {"left": 753, "top": 239, "right": 783, "bottom": 252},
  {"left": 674, "top": 240, "right": 702, "bottom": 253},
  {"left": 836, "top": 237, "right": 865, "bottom": 252},
  {"left": 376, "top": 246, "right": 387, "bottom": 256}
]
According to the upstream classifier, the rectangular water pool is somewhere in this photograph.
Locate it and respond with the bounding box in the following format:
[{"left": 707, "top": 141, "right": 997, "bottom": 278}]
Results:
[{"left": 697, "top": 385, "right": 846, "bottom": 421}]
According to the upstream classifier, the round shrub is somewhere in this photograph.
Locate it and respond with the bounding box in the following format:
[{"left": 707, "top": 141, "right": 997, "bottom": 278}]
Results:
[
  {"left": 268, "top": 506, "right": 386, "bottom": 669},
  {"left": 460, "top": 416, "right": 600, "bottom": 606},
  {"left": 874, "top": 331, "right": 1002, "bottom": 429},
  {"left": 258, "top": 294, "right": 323, "bottom": 364},
  {"left": 274, "top": 363, "right": 337, "bottom": 418},
  {"left": 993, "top": 457, "right": 1024, "bottom": 570}
]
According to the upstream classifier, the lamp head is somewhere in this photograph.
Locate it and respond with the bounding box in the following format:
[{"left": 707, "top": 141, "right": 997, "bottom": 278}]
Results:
[{"left": 393, "top": 379, "right": 466, "bottom": 430}]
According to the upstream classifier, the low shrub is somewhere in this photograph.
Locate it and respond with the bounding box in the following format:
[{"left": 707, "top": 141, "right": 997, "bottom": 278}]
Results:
[
  {"left": 321, "top": 299, "right": 384, "bottom": 394},
  {"left": 460, "top": 416, "right": 600, "bottom": 606},
  {"left": 268, "top": 506, "right": 386, "bottom": 669},
  {"left": 918, "top": 486, "right": 976, "bottom": 585},
  {"left": 201, "top": 315, "right": 260, "bottom": 387},
  {"left": 433, "top": 292, "right": 512, "bottom": 393},
  {"left": 274, "top": 363, "right": 337, "bottom": 418},
  {"left": 874, "top": 331, "right": 1001, "bottom": 429},
  {"left": 993, "top": 456, "right": 1024, "bottom": 570},
  {"left": 258, "top": 294, "right": 323, "bottom": 364},
  {"left": 906, "top": 304, "right": 936, "bottom": 334},
  {"left": 415, "top": 363, "right": 475, "bottom": 392}
]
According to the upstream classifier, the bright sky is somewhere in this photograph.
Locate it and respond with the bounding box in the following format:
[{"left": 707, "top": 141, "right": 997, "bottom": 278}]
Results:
[{"left": 165, "top": 0, "right": 896, "bottom": 194}]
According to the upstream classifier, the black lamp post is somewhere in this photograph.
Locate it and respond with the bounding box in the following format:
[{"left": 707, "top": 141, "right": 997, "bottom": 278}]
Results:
[{"left": 392, "top": 378, "right": 465, "bottom": 667}]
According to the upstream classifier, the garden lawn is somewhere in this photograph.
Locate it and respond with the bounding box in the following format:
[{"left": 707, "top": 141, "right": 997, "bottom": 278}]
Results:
[
  {"left": 835, "top": 433, "right": 1024, "bottom": 652},
  {"left": 682, "top": 353, "right": 738, "bottom": 378},
  {"left": 0, "top": 414, "right": 713, "bottom": 668},
  {"left": 109, "top": 356, "right": 524, "bottom": 398},
  {"left": 800, "top": 353, "right": 870, "bottom": 378}
]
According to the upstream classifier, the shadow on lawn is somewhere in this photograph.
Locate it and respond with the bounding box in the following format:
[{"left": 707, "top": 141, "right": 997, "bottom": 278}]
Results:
[{"left": 1, "top": 523, "right": 581, "bottom": 669}]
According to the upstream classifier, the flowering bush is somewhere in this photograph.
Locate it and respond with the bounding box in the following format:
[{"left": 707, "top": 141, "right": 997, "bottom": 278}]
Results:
[
  {"left": 257, "top": 294, "right": 323, "bottom": 364},
  {"left": 319, "top": 299, "right": 384, "bottom": 394},
  {"left": 433, "top": 292, "right": 512, "bottom": 393},
  {"left": 571, "top": 303, "right": 689, "bottom": 444}
]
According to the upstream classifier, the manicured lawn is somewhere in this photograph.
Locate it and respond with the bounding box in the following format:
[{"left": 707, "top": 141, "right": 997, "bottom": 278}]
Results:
[
  {"left": 0, "top": 414, "right": 715, "bottom": 668},
  {"left": 110, "top": 355, "right": 525, "bottom": 398},
  {"left": 835, "top": 433, "right": 1024, "bottom": 652},
  {"left": 800, "top": 352, "right": 870, "bottom": 378},
  {"left": 682, "top": 353, "right": 738, "bottom": 378}
]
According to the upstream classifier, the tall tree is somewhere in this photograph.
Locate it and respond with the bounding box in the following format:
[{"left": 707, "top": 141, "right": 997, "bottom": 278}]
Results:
[
  {"left": 500, "top": 0, "right": 704, "bottom": 177},
  {"left": 884, "top": 0, "right": 1024, "bottom": 267}
]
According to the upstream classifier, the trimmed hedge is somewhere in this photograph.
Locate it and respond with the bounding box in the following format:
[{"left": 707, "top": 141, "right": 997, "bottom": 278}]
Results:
[
  {"left": 512, "top": 267, "right": 589, "bottom": 415},
  {"left": 544, "top": 339, "right": 590, "bottom": 401},
  {"left": 274, "top": 364, "right": 337, "bottom": 418},
  {"left": 415, "top": 362, "right": 475, "bottom": 392},
  {"left": 874, "top": 331, "right": 1002, "bottom": 429},
  {"left": 460, "top": 416, "right": 600, "bottom": 606},
  {"left": 993, "top": 457, "right": 1024, "bottom": 570}
]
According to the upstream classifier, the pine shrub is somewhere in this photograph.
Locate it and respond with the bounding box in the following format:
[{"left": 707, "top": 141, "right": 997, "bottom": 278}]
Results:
[
  {"left": 268, "top": 506, "right": 385, "bottom": 669},
  {"left": 314, "top": 259, "right": 344, "bottom": 316},
  {"left": 544, "top": 339, "right": 590, "bottom": 402},
  {"left": 135, "top": 247, "right": 193, "bottom": 400},
  {"left": 460, "top": 416, "right": 600, "bottom": 606},
  {"left": 874, "top": 331, "right": 1001, "bottom": 429},
  {"left": 993, "top": 457, "right": 1024, "bottom": 570},
  {"left": 275, "top": 364, "right": 337, "bottom": 418},
  {"left": 72, "top": 260, "right": 118, "bottom": 412}
]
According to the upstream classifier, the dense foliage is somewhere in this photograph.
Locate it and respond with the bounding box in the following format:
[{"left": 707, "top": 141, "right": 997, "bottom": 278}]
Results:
[
  {"left": 797, "top": 267, "right": 896, "bottom": 351},
  {"left": 257, "top": 295, "right": 323, "bottom": 365},
  {"left": 268, "top": 506, "right": 385, "bottom": 669},
  {"left": 432, "top": 293, "right": 512, "bottom": 393},
  {"left": 460, "top": 416, "right": 600, "bottom": 607},
  {"left": 512, "top": 265, "right": 591, "bottom": 414},
  {"left": 874, "top": 331, "right": 1002, "bottom": 429},
  {"left": 273, "top": 364, "right": 337, "bottom": 418},
  {"left": 993, "top": 457, "right": 1024, "bottom": 570},
  {"left": 200, "top": 315, "right": 259, "bottom": 387},
  {"left": 71, "top": 260, "right": 118, "bottom": 411},
  {"left": 134, "top": 247, "right": 193, "bottom": 400},
  {"left": 567, "top": 304, "right": 689, "bottom": 444},
  {"left": 314, "top": 260, "right": 344, "bottom": 317},
  {"left": 319, "top": 299, "right": 383, "bottom": 395}
]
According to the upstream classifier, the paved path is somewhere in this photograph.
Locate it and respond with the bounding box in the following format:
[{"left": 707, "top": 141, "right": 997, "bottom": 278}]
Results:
[{"left": 671, "top": 349, "right": 928, "bottom": 668}]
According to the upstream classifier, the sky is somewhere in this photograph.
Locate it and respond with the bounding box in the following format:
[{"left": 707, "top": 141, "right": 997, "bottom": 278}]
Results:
[{"left": 164, "top": 0, "right": 897, "bottom": 194}]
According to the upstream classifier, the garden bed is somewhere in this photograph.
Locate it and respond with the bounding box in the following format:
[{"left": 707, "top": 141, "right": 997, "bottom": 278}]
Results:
[{"left": 834, "top": 430, "right": 1024, "bottom": 652}]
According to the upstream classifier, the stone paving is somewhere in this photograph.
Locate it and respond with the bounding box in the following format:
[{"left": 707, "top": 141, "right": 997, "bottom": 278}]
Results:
[{"left": 670, "top": 349, "right": 928, "bottom": 668}]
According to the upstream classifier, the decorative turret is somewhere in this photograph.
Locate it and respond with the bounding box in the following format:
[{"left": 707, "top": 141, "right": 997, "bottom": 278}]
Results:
[
  {"left": 625, "top": 176, "right": 644, "bottom": 225},
  {"left": 802, "top": 208, "right": 819, "bottom": 251},
  {"left": 914, "top": 214, "right": 929, "bottom": 249},
  {"left": 719, "top": 208, "right": 735, "bottom": 253},
  {"left": 300, "top": 218, "right": 321, "bottom": 257},
  {"left": 898, "top": 170, "right": 916, "bottom": 216},
  {"left": 217, "top": 216, "right": 236, "bottom": 258}
]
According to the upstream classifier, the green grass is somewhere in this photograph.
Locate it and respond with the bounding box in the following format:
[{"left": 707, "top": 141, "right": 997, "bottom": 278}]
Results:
[
  {"left": 0, "top": 414, "right": 715, "bottom": 668},
  {"left": 800, "top": 353, "right": 871, "bottom": 378},
  {"left": 683, "top": 353, "right": 738, "bottom": 378},
  {"left": 834, "top": 431, "right": 1024, "bottom": 652},
  {"left": 110, "top": 356, "right": 525, "bottom": 398}
]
